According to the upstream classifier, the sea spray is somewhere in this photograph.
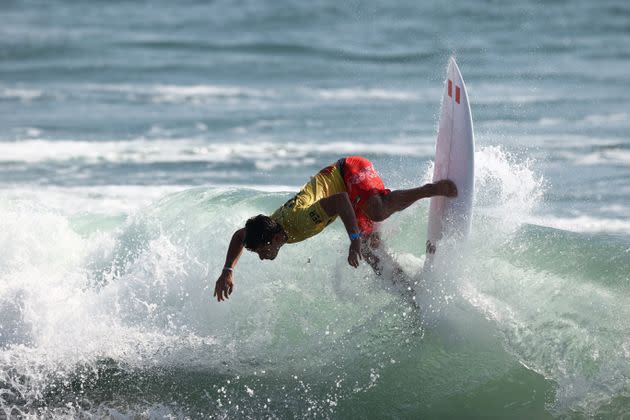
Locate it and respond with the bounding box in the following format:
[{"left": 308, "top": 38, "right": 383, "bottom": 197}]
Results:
[
  {"left": 0, "top": 189, "right": 415, "bottom": 417},
  {"left": 1, "top": 147, "right": 628, "bottom": 417}
]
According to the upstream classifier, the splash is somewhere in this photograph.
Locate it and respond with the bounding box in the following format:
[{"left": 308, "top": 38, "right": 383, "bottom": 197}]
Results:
[
  {"left": 451, "top": 148, "right": 630, "bottom": 415},
  {"left": 1, "top": 148, "right": 628, "bottom": 417},
  {"left": 0, "top": 189, "right": 414, "bottom": 417}
]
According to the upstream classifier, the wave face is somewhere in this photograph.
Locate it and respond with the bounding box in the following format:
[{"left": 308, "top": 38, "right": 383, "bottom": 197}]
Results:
[{"left": 0, "top": 148, "right": 628, "bottom": 418}]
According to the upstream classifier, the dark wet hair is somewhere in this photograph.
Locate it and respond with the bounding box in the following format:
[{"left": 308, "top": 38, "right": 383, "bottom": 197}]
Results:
[{"left": 243, "top": 214, "right": 284, "bottom": 251}]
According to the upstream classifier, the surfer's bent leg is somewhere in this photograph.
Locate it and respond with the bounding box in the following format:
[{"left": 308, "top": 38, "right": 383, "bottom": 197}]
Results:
[
  {"left": 359, "top": 231, "right": 399, "bottom": 277},
  {"left": 361, "top": 231, "right": 414, "bottom": 294},
  {"left": 341, "top": 155, "right": 455, "bottom": 244},
  {"left": 362, "top": 181, "right": 457, "bottom": 222},
  {"left": 360, "top": 231, "right": 383, "bottom": 274}
]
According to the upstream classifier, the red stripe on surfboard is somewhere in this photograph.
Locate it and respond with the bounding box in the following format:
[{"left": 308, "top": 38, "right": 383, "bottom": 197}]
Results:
[
  {"left": 455, "top": 86, "right": 461, "bottom": 104},
  {"left": 448, "top": 80, "right": 452, "bottom": 97}
]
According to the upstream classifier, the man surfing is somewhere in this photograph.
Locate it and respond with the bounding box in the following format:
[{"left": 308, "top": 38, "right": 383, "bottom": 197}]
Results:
[{"left": 214, "top": 156, "right": 457, "bottom": 302}]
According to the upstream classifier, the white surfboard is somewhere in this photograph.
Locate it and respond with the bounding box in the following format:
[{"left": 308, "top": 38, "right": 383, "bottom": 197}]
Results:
[{"left": 426, "top": 57, "right": 475, "bottom": 255}]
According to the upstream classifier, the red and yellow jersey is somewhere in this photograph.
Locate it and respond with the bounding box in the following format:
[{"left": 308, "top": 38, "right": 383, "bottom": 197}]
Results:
[{"left": 270, "top": 163, "right": 345, "bottom": 243}]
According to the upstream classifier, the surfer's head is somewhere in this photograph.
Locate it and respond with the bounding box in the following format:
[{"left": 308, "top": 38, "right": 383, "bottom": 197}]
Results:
[{"left": 244, "top": 214, "right": 286, "bottom": 260}]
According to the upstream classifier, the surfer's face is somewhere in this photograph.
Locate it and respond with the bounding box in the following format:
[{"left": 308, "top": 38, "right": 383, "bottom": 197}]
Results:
[
  {"left": 254, "top": 234, "right": 283, "bottom": 260},
  {"left": 255, "top": 244, "right": 278, "bottom": 260}
]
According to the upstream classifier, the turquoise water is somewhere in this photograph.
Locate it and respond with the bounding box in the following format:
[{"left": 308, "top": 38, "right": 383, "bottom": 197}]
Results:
[{"left": 1, "top": 0, "right": 629, "bottom": 418}]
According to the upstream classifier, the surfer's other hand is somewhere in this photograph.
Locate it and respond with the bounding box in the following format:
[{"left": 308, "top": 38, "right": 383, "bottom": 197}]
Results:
[
  {"left": 433, "top": 180, "right": 458, "bottom": 197},
  {"left": 214, "top": 270, "right": 234, "bottom": 302},
  {"left": 348, "top": 238, "right": 362, "bottom": 268}
]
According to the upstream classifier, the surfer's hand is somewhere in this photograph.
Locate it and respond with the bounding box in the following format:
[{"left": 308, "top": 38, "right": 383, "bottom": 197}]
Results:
[
  {"left": 348, "top": 238, "right": 362, "bottom": 268},
  {"left": 432, "top": 180, "right": 458, "bottom": 197},
  {"left": 214, "top": 270, "right": 234, "bottom": 302}
]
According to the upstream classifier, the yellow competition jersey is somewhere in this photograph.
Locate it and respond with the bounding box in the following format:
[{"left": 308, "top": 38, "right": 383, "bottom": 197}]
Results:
[{"left": 270, "top": 163, "right": 346, "bottom": 243}]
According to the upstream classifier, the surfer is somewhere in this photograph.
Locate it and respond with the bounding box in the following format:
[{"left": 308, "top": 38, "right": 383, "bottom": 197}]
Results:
[{"left": 214, "top": 156, "right": 457, "bottom": 302}]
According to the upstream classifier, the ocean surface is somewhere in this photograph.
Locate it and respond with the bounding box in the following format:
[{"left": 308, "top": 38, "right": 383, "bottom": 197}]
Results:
[{"left": 1, "top": 0, "right": 630, "bottom": 418}]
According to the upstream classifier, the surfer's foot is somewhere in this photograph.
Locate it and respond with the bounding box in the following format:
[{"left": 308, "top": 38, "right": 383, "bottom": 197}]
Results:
[{"left": 432, "top": 180, "right": 457, "bottom": 197}]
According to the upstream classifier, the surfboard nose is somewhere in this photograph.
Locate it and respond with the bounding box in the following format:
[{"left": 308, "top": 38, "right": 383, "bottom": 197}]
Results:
[{"left": 427, "top": 57, "right": 475, "bottom": 255}]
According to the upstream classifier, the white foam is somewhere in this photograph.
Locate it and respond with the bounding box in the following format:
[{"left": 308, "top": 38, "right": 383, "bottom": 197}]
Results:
[
  {"left": 528, "top": 214, "right": 630, "bottom": 235},
  {"left": 3, "top": 82, "right": 431, "bottom": 107},
  {"left": 151, "top": 84, "right": 275, "bottom": 104},
  {"left": 0, "top": 191, "right": 402, "bottom": 416},
  {"left": 0, "top": 184, "right": 301, "bottom": 216},
  {"left": 471, "top": 146, "right": 630, "bottom": 235},
  {"left": 0, "top": 201, "right": 222, "bottom": 384},
  {"left": 518, "top": 134, "right": 622, "bottom": 149},
  {"left": 470, "top": 83, "right": 563, "bottom": 105},
  {"left": 538, "top": 117, "right": 564, "bottom": 126},
  {"left": 574, "top": 149, "right": 630, "bottom": 166},
  {"left": 537, "top": 113, "right": 630, "bottom": 128},
  {"left": 0, "top": 87, "right": 43, "bottom": 102},
  {"left": 473, "top": 146, "right": 544, "bottom": 230},
  {"left": 306, "top": 87, "right": 418, "bottom": 101},
  {"left": 0, "top": 139, "right": 190, "bottom": 163},
  {"left": 583, "top": 112, "right": 629, "bottom": 125},
  {"left": 0, "top": 185, "right": 188, "bottom": 215},
  {"left": 0, "top": 138, "right": 432, "bottom": 164},
  {"left": 84, "top": 83, "right": 275, "bottom": 101},
  {"left": 89, "top": 83, "right": 424, "bottom": 103},
  {"left": 502, "top": 134, "right": 626, "bottom": 164}
]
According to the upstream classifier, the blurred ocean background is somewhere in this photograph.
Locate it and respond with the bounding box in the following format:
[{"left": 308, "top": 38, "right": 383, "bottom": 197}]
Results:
[{"left": 1, "top": 0, "right": 629, "bottom": 418}]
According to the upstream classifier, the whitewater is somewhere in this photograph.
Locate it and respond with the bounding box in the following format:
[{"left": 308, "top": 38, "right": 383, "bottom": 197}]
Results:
[
  {"left": 0, "top": 146, "right": 628, "bottom": 417},
  {"left": 2, "top": 0, "right": 630, "bottom": 417}
]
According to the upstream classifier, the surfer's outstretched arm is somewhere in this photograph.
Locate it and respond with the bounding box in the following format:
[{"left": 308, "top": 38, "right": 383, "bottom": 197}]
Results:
[{"left": 214, "top": 228, "right": 245, "bottom": 302}]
